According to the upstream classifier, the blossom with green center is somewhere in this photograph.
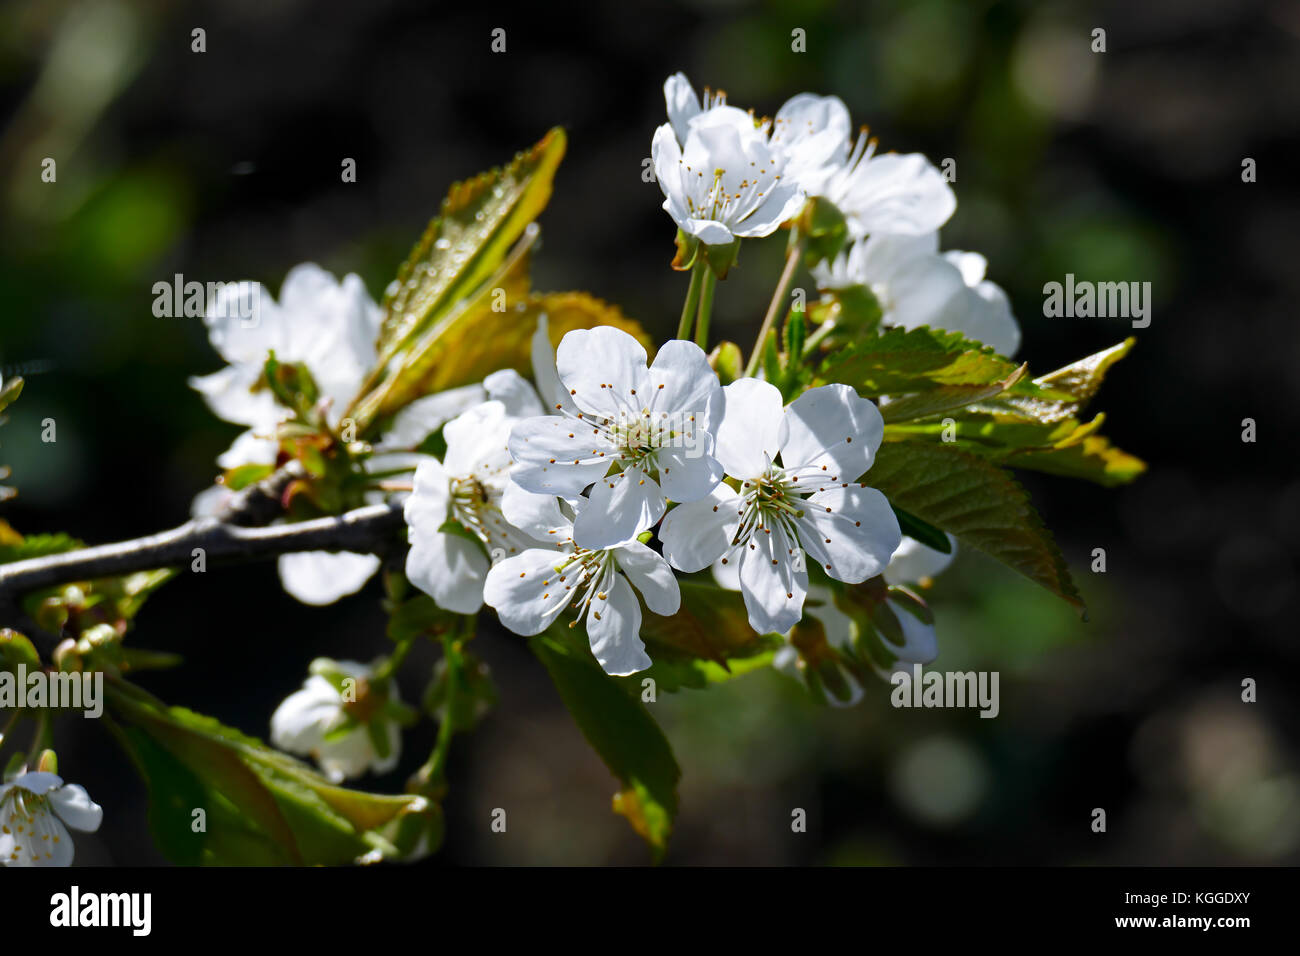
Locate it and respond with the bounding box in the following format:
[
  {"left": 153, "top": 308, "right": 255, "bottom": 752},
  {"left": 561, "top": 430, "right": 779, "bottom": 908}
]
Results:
[
  {"left": 508, "top": 326, "right": 724, "bottom": 551},
  {"left": 482, "top": 484, "right": 679, "bottom": 676},
  {"left": 660, "top": 378, "right": 901, "bottom": 635}
]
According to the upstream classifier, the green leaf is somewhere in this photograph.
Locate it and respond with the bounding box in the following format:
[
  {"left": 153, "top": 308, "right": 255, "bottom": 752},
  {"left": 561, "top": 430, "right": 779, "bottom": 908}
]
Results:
[
  {"left": 879, "top": 363, "right": 1028, "bottom": 423},
  {"left": 0, "top": 530, "right": 83, "bottom": 564},
  {"left": 375, "top": 128, "right": 567, "bottom": 365},
  {"left": 529, "top": 633, "right": 680, "bottom": 861},
  {"left": 106, "top": 682, "right": 429, "bottom": 865},
  {"left": 816, "top": 326, "right": 1019, "bottom": 395},
  {"left": 867, "top": 441, "right": 1085, "bottom": 615},
  {"left": 884, "top": 412, "right": 1145, "bottom": 486},
  {"left": 972, "top": 338, "right": 1136, "bottom": 423},
  {"left": 890, "top": 504, "right": 952, "bottom": 554},
  {"left": 0, "top": 375, "right": 23, "bottom": 415}
]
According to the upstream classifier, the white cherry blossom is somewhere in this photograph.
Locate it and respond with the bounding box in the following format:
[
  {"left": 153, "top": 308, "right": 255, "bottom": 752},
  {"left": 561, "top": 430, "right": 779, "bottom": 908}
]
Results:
[
  {"left": 405, "top": 394, "right": 546, "bottom": 614},
  {"left": 509, "top": 326, "right": 723, "bottom": 550},
  {"left": 0, "top": 771, "right": 102, "bottom": 867},
  {"left": 483, "top": 485, "right": 680, "bottom": 676},
  {"left": 661, "top": 379, "right": 901, "bottom": 635},
  {"left": 652, "top": 100, "right": 805, "bottom": 246},
  {"left": 816, "top": 233, "right": 1021, "bottom": 356},
  {"left": 270, "top": 659, "right": 403, "bottom": 783}
]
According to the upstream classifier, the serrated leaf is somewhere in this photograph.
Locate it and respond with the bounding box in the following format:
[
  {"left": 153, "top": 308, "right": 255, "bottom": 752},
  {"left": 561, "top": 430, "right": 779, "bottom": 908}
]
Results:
[
  {"left": 867, "top": 441, "right": 1085, "bottom": 615},
  {"left": 884, "top": 412, "right": 1145, "bottom": 486},
  {"left": 376, "top": 128, "right": 567, "bottom": 362},
  {"left": 880, "top": 363, "right": 1027, "bottom": 423},
  {"left": 1002, "top": 434, "right": 1147, "bottom": 486},
  {"left": 529, "top": 633, "right": 680, "bottom": 860},
  {"left": 975, "top": 338, "right": 1136, "bottom": 423},
  {"left": 816, "top": 326, "right": 1019, "bottom": 395}
]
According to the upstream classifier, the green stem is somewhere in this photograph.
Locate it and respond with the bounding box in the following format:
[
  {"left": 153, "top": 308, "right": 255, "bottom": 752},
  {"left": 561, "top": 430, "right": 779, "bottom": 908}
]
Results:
[
  {"left": 418, "top": 629, "right": 464, "bottom": 792},
  {"left": 693, "top": 267, "right": 717, "bottom": 349},
  {"left": 745, "top": 240, "right": 804, "bottom": 378},
  {"left": 373, "top": 633, "right": 416, "bottom": 683},
  {"left": 676, "top": 259, "right": 707, "bottom": 340},
  {"left": 0, "top": 707, "right": 22, "bottom": 754}
]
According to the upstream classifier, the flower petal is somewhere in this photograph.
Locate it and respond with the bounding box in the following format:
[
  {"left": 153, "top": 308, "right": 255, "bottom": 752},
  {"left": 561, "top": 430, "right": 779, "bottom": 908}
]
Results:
[
  {"left": 406, "top": 529, "right": 490, "bottom": 614},
  {"left": 715, "top": 378, "right": 786, "bottom": 478},
  {"left": 737, "top": 523, "right": 807, "bottom": 635},
  {"left": 884, "top": 534, "right": 957, "bottom": 585},
  {"left": 612, "top": 540, "right": 681, "bottom": 616},
  {"left": 48, "top": 784, "right": 103, "bottom": 833},
  {"left": 500, "top": 481, "right": 572, "bottom": 542},
  {"left": 277, "top": 552, "right": 381, "bottom": 606},
  {"left": 585, "top": 573, "right": 652, "bottom": 675},
  {"left": 655, "top": 443, "right": 723, "bottom": 504},
  {"left": 555, "top": 326, "right": 650, "bottom": 422},
  {"left": 797, "top": 484, "right": 901, "bottom": 584},
  {"left": 664, "top": 71, "right": 701, "bottom": 144},
  {"left": 378, "top": 383, "right": 486, "bottom": 449},
  {"left": 483, "top": 549, "right": 574, "bottom": 636},
  {"left": 782, "top": 383, "right": 883, "bottom": 480},
  {"left": 659, "top": 483, "right": 741, "bottom": 572},
  {"left": 508, "top": 415, "right": 616, "bottom": 497},
  {"left": 572, "top": 465, "right": 665, "bottom": 550},
  {"left": 484, "top": 368, "right": 544, "bottom": 418}
]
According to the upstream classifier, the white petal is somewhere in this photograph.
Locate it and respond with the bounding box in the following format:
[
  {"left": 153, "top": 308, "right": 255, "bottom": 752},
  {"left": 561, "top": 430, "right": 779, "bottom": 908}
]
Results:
[
  {"left": 201, "top": 280, "right": 282, "bottom": 365},
  {"left": 655, "top": 444, "right": 723, "bottom": 504},
  {"left": 500, "top": 480, "right": 572, "bottom": 542},
  {"left": 190, "top": 483, "right": 233, "bottom": 519},
  {"left": 47, "top": 784, "right": 103, "bottom": 833},
  {"left": 483, "top": 549, "right": 574, "bottom": 636},
  {"left": 190, "top": 364, "right": 284, "bottom": 429},
  {"left": 797, "top": 484, "right": 901, "bottom": 584},
  {"left": 555, "top": 326, "right": 650, "bottom": 422},
  {"left": 738, "top": 523, "right": 807, "bottom": 635},
  {"left": 443, "top": 401, "right": 513, "bottom": 480},
  {"left": 529, "top": 314, "right": 571, "bottom": 411},
  {"left": 215, "top": 428, "right": 280, "bottom": 470},
  {"left": 277, "top": 552, "right": 380, "bottom": 606},
  {"left": 11, "top": 772, "right": 62, "bottom": 795},
  {"left": 682, "top": 217, "right": 737, "bottom": 245},
  {"left": 840, "top": 152, "right": 956, "bottom": 237},
  {"left": 884, "top": 534, "right": 957, "bottom": 585},
  {"left": 659, "top": 483, "right": 742, "bottom": 572},
  {"left": 715, "top": 378, "right": 786, "bottom": 478},
  {"left": 664, "top": 71, "right": 701, "bottom": 144},
  {"left": 731, "top": 181, "right": 806, "bottom": 238},
  {"left": 711, "top": 549, "right": 742, "bottom": 590},
  {"left": 646, "top": 339, "right": 721, "bottom": 425},
  {"left": 585, "top": 573, "right": 651, "bottom": 676},
  {"left": 484, "top": 368, "right": 544, "bottom": 418},
  {"left": 612, "top": 540, "right": 681, "bottom": 616},
  {"left": 781, "top": 384, "right": 883, "bottom": 481},
  {"left": 572, "top": 465, "right": 665, "bottom": 550},
  {"left": 403, "top": 457, "right": 450, "bottom": 533},
  {"left": 885, "top": 595, "right": 939, "bottom": 664},
  {"left": 508, "top": 415, "right": 616, "bottom": 497},
  {"left": 406, "top": 529, "right": 490, "bottom": 614},
  {"left": 378, "top": 383, "right": 486, "bottom": 448}
]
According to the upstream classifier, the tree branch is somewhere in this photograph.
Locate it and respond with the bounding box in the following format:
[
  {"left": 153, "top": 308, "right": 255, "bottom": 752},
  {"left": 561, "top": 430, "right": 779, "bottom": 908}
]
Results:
[{"left": 0, "top": 503, "right": 406, "bottom": 622}]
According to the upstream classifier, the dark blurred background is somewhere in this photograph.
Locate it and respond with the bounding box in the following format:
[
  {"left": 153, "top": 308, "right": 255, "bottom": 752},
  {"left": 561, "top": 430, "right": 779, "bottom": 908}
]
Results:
[{"left": 1, "top": 0, "right": 1298, "bottom": 865}]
